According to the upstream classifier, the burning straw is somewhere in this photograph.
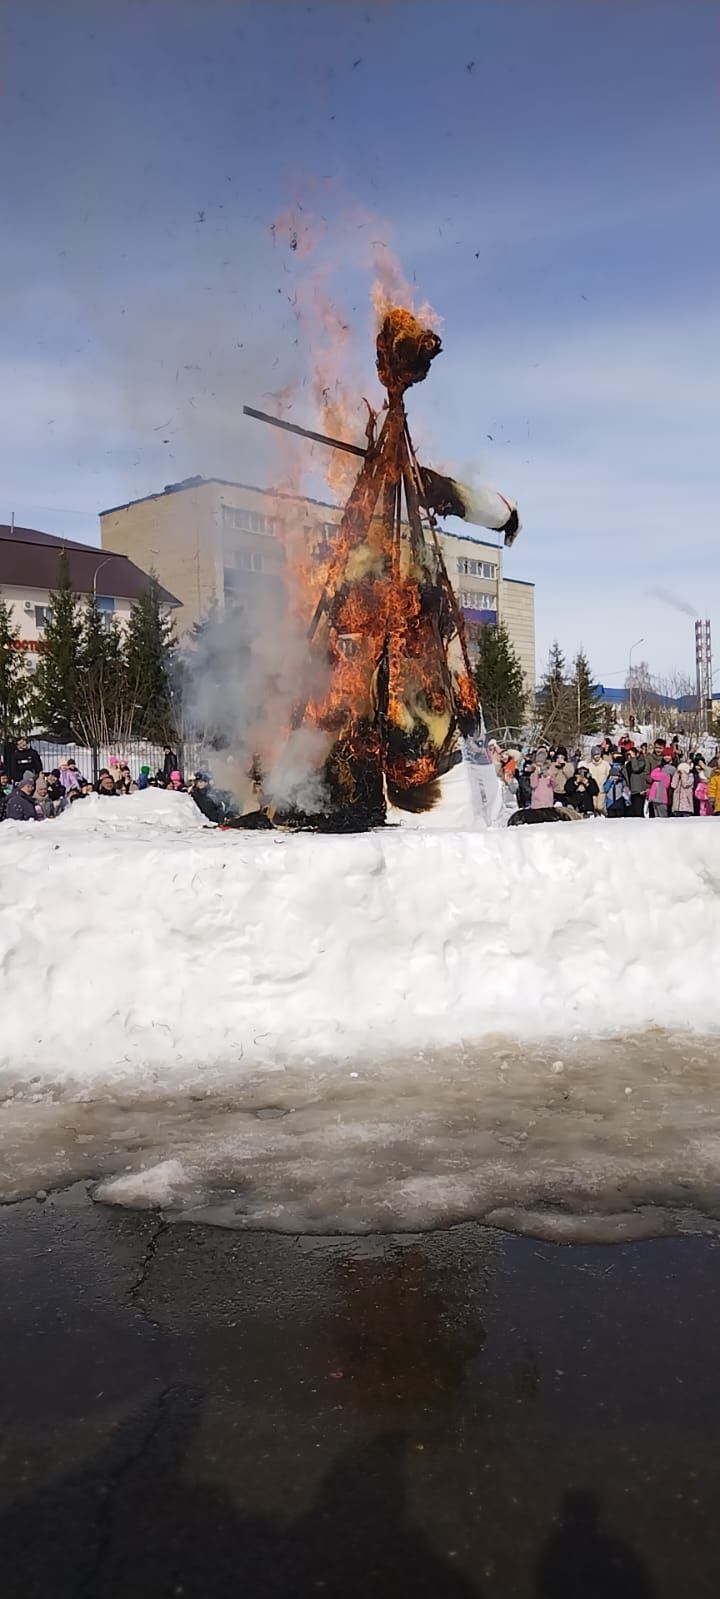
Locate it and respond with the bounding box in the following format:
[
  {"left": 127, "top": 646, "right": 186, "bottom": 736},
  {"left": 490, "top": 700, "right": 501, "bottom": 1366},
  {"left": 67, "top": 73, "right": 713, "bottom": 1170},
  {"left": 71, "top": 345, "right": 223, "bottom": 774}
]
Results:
[{"left": 245, "top": 305, "right": 487, "bottom": 830}]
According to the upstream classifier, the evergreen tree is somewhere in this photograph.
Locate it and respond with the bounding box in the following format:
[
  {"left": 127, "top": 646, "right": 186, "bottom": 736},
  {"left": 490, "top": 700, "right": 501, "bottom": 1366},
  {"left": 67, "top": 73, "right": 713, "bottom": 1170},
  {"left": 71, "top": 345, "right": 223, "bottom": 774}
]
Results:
[
  {"left": 571, "top": 647, "right": 601, "bottom": 737},
  {"left": 601, "top": 700, "right": 616, "bottom": 737},
  {"left": 124, "top": 575, "right": 177, "bottom": 740},
  {"left": 473, "top": 620, "right": 526, "bottom": 737},
  {"left": 537, "top": 641, "right": 575, "bottom": 746},
  {"left": 75, "top": 598, "right": 134, "bottom": 746},
  {"left": 31, "top": 550, "right": 83, "bottom": 737},
  {"left": 0, "top": 598, "right": 31, "bottom": 744}
]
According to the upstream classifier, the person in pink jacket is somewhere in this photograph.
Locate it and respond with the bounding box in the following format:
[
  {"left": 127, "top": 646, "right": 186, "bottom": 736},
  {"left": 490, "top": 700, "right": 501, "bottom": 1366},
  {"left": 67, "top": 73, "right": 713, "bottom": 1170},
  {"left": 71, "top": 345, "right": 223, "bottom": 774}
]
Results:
[
  {"left": 696, "top": 778, "right": 712, "bottom": 816},
  {"left": 648, "top": 761, "right": 672, "bottom": 817},
  {"left": 530, "top": 760, "right": 556, "bottom": 809}
]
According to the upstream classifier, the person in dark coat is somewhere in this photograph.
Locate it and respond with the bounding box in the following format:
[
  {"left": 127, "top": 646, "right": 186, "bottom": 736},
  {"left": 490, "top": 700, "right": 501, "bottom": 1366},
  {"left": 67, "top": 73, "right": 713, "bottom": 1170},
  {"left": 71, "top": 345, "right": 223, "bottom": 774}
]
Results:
[
  {"left": 95, "top": 772, "right": 117, "bottom": 795},
  {"left": 564, "top": 764, "right": 599, "bottom": 816},
  {"left": 9, "top": 737, "right": 42, "bottom": 784},
  {"left": 0, "top": 761, "right": 10, "bottom": 822},
  {"left": 162, "top": 745, "right": 179, "bottom": 781},
  {"left": 624, "top": 747, "right": 648, "bottom": 817},
  {"left": 6, "top": 773, "right": 38, "bottom": 820},
  {"left": 190, "top": 774, "right": 223, "bottom": 825},
  {"left": 515, "top": 759, "right": 533, "bottom": 809},
  {"left": 45, "top": 769, "right": 64, "bottom": 806}
]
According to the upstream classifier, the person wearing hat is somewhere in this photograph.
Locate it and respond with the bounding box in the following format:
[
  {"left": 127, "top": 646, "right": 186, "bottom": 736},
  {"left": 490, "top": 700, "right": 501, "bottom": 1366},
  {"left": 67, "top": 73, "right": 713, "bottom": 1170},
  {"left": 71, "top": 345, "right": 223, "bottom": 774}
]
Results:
[
  {"left": 691, "top": 752, "right": 708, "bottom": 814},
  {"left": 550, "top": 747, "right": 574, "bottom": 799},
  {"left": 33, "top": 773, "right": 55, "bottom": 819},
  {"left": 604, "top": 760, "right": 631, "bottom": 817},
  {"left": 586, "top": 745, "right": 610, "bottom": 813},
  {"left": 190, "top": 773, "right": 223, "bottom": 825},
  {"left": 565, "top": 762, "right": 599, "bottom": 816},
  {"left": 648, "top": 754, "right": 672, "bottom": 817},
  {"left": 168, "top": 769, "right": 185, "bottom": 791},
  {"left": 662, "top": 745, "right": 678, "bottom": 811},
  {"left": 6, "top": 771, "right": 38, "bottom": 821},
  {"left": 671, "top": 760, "right": 695, "bottom": 816},
  {"left": 136, "top": 764, "right": 152, "bottom": 791}
]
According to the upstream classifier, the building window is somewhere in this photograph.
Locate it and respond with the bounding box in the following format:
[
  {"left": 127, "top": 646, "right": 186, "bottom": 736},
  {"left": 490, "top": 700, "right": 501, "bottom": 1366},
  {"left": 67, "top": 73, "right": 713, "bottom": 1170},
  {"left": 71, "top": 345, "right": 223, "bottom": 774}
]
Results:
[
  {"left": 224, "top": 554, "right": 266, "bottom": 593},
  {"left": 96, "top": 595, "right": 116, "bottom": 632},
  {"left": 222, "top": 505, "right": 278, "bottom": 536},
  {"left": 459, "top": 590, "right": 495, "bottom": 611},
  {"left": 457, "top": 556, "right": 497, "bottom": 579},
  {"left": 233, "top": 550, "right": 264, "bottom": 572},
  {"left": 34, "top": 605, "right": 53, "bottom": 630}
]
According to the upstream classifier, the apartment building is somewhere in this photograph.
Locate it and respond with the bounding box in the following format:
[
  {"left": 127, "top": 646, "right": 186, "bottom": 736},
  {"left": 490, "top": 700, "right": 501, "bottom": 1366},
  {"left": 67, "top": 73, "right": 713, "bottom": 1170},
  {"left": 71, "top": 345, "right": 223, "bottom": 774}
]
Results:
[
  {"left": 0, "top": 522, "right": 179, "bottom": 664},
  {"left": 435, "top": 524, "right": 535, "bottom": 692},
  {"left": 99, "top": 476, "right": 535, "bottom": 689}
]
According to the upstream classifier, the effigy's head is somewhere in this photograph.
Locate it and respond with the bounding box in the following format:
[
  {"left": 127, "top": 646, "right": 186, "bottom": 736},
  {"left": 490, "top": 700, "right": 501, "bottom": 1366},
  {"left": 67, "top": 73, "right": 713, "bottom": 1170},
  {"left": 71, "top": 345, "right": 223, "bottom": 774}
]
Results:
[{"left": 376, "top": 308, "right": 442, "bottom": 396}]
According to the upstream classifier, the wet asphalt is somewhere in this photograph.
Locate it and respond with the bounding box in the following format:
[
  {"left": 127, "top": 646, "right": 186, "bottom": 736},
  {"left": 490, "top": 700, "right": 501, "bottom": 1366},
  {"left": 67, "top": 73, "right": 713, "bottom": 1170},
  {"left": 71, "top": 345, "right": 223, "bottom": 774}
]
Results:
[{"left": 1, "top": 1187, "right": 720, "bottom": 1597}]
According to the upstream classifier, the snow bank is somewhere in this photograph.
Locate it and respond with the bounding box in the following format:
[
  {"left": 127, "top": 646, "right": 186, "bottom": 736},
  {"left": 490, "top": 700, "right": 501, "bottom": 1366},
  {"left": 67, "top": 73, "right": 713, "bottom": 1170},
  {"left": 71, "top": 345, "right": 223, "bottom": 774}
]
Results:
[
  {"left": 1, "top": 803, "right": 720, "bottom": 1088},
  {"left": 59, "top": 787, "right": 210, "bottom": 833}
]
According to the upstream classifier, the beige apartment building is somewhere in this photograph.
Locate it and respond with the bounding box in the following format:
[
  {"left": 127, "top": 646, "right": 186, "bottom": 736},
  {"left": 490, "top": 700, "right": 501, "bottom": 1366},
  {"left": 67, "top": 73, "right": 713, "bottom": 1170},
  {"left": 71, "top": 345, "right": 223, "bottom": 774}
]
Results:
[{"left": 100, "top": 476, "right": 535, "bottom": 691}]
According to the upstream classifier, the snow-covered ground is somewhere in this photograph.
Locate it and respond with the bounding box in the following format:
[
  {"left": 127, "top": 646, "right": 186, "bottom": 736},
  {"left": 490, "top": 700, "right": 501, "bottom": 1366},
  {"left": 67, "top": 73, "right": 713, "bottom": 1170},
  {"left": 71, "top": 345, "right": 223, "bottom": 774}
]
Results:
[{"left": 1, "top": 791, "right": 720, "bottom": 1239}]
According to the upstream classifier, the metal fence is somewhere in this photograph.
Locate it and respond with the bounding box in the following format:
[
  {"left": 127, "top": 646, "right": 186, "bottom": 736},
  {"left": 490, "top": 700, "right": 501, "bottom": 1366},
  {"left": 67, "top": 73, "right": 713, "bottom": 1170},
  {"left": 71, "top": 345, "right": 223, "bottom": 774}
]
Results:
[{"left": 34, "top": 739, "right": 204, "bottom": 784}]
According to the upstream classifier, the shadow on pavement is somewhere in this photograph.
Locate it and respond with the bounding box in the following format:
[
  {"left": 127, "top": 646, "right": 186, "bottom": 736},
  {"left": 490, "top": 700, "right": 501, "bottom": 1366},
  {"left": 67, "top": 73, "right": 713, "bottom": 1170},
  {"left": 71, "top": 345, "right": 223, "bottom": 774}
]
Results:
[
  {"left": 0, "top": 1391, "right": 478, "bottom": 1598},
  {"left": 0, "top": 1382, "right": 657, "bottom": 1599},
  {"left": 534, "top": 1490, "right": 654, "bottom": 1598}
]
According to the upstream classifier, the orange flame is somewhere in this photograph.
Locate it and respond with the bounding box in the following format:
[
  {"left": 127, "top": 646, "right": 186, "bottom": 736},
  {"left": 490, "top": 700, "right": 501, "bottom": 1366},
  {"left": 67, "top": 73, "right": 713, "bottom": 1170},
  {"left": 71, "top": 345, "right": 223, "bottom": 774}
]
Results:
[{"left": 258, "top": 204, "right": 474, "bottom": 814}]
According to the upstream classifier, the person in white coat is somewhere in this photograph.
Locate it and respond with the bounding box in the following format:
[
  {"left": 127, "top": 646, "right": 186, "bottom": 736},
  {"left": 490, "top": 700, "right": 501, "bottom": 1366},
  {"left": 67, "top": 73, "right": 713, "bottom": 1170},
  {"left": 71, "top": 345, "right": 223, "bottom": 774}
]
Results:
[{"left": 586, "top": 746, "right": 610, "bottom": 813}]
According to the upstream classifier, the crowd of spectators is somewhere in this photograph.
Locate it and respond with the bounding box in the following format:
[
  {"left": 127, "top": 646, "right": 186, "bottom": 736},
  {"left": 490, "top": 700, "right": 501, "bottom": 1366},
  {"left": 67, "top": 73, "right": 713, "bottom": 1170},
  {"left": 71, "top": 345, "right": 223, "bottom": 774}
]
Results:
[
  {"left": 0, "top": 740, "right": 225, "bottom": 825},
  {"left": 490, "top": 734, "right": 720, "bottom": 818}
]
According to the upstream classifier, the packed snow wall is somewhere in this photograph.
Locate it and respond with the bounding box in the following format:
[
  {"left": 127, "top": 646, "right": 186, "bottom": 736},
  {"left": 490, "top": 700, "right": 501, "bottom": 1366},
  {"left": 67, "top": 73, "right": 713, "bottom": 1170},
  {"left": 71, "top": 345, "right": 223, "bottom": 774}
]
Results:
[{"left": 1, "top": 791, "right": 719, "bottom": 1089}]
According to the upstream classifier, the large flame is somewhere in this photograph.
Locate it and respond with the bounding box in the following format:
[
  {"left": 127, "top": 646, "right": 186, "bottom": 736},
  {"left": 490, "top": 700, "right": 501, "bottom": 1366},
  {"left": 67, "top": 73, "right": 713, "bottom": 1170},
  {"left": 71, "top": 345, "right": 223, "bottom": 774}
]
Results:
[{"left": 257, "top": 207, "right": 477, "bottom": 823}]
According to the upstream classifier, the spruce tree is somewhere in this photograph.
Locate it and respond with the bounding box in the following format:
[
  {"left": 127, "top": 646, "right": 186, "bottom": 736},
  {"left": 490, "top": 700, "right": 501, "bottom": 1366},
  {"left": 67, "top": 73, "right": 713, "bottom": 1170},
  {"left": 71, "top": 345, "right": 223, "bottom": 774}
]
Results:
[
  {"left": 537, "top": 641, "right": 574, "bottom": 747},
  {"left": 76, "top": 598, "right": 133, "bottom": 746},
  {"left": 124, "top": 575, "right": 177, "bottom": 741},
  {"left": 0, "top": 598, "right": 31, "bottom": 745},
  {"left": 571, "top": 647, "right": 601, "bottom": 737},
  {"left": 473, "top": 620, "right": 526, "bottom": 737},
  {"left": 31, "top": 550, "right": 83, "bottom": 738}
]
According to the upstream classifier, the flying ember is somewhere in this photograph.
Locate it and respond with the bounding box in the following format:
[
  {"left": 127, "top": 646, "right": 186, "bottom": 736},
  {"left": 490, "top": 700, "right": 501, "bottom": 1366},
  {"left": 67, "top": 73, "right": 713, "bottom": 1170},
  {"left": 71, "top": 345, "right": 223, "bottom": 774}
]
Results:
[{"left": 244, "top": 305, "right": 520, "bottom": 831}]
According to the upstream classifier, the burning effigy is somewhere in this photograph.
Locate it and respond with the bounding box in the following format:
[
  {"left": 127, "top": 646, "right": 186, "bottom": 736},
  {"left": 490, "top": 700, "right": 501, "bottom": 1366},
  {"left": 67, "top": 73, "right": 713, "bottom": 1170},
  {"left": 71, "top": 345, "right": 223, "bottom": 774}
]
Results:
[{"left": 244, "top": 305, "right": 519, "bottom": 831}]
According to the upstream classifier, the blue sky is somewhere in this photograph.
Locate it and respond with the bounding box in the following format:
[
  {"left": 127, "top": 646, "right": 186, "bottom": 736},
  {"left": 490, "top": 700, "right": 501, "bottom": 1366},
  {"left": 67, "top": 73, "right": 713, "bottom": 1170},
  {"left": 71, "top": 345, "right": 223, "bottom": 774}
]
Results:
[{"left": 1, "top": 0, "right": 719, "bottom": 681}]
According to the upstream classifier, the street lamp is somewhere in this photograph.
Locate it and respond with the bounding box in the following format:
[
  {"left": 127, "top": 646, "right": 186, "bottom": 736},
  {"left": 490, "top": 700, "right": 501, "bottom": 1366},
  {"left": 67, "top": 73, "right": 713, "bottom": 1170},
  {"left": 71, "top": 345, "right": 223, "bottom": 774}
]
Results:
[
  {"left": 91, "top": 556, "right": 114, "bottom": 600},
  {"left": 628, "top": 637, "right": 644, "bottom": 727}
]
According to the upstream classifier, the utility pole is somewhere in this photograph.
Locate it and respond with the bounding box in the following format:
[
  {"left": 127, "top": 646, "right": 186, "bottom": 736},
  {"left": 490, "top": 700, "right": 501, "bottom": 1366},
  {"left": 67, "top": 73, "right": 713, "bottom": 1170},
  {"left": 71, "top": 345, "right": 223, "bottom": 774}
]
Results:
[{"left": 628, "top": 637, "right": 644, "bottom": 728}]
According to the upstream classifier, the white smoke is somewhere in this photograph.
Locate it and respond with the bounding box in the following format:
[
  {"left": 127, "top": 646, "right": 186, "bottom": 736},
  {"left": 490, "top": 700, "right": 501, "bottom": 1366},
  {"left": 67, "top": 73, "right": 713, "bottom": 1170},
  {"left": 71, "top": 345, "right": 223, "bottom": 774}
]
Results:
[
  {"left": 263, "top": 725, "right": 332, "bottom": 815},
  {"left": 183, "top": 580, "right": 331, "bottom": 816}
]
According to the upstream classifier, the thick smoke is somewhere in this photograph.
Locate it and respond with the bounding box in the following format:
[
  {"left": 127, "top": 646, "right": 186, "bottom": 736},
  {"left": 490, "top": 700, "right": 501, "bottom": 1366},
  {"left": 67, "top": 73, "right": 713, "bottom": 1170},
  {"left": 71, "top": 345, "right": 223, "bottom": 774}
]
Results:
[{"left": 184, "top": 575, "right": 331, "bottom": 816}]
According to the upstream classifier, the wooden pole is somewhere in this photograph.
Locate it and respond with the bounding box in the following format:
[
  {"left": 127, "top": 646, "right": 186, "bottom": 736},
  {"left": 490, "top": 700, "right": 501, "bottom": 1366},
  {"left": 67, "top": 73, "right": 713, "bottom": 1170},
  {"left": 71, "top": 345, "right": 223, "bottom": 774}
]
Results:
[{"left": 243, "top": 405, "right": 367, "bottom": 459}]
